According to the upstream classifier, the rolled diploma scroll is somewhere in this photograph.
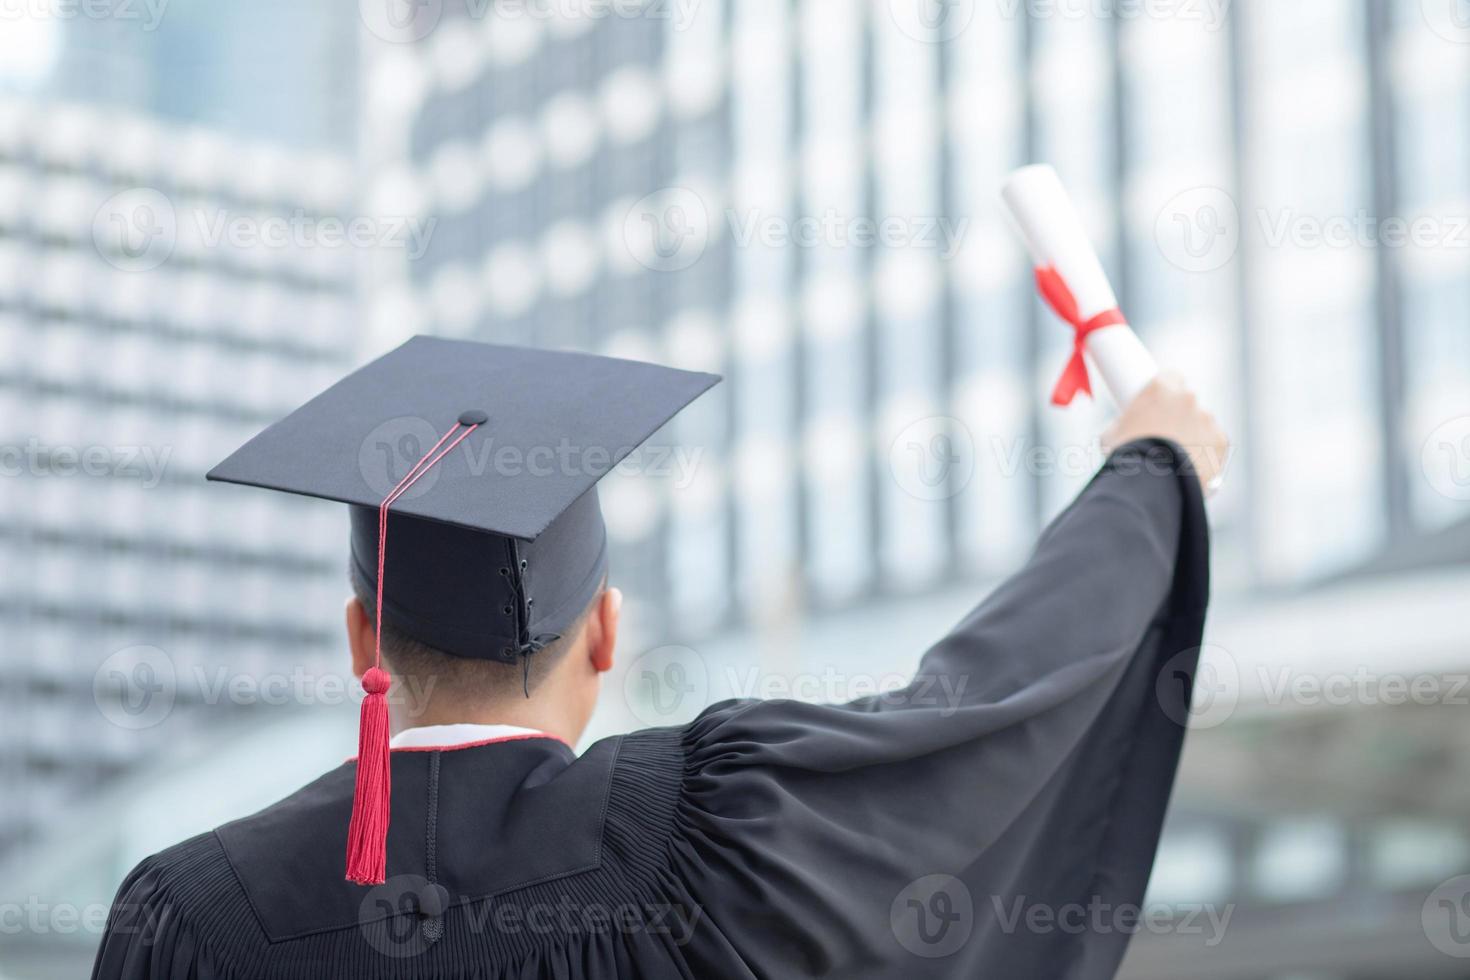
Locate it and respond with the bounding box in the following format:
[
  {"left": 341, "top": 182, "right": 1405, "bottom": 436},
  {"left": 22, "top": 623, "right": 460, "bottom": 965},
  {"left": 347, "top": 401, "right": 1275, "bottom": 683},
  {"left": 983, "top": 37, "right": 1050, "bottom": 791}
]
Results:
[{"left": 1001, "top": 165, "right": 1158, "bottom": 408}]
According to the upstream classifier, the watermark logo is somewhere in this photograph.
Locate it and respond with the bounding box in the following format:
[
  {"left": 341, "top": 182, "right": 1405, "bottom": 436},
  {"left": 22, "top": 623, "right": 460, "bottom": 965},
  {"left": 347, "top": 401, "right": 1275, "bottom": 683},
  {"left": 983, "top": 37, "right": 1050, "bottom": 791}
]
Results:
[
  {"left": 0, "top": 897, "right": 113, "bottom": 937},
  {"left": 622, "top": 187, "right": 711, "bottom": 273},
  {"left": 359, "top": 875, "right": 448, "bottom": 958},
  {"left": 623, "top": 645, "right": 709, "bottom": 726},
  {"left": 1422, "top": 416, "right": 1470, "bottom": 501},
  {"left": 1157, "top": 187, "right": 1470, "bottom": 270},
  {"left": 726, "top": 209, "right": 968, "bottom": 258},
  {"left": 359, "top": 0, "right": 702, "bottom": 42},
  {"left": 1255, "top": 667, "right": 1470, "bottom": 710},
  {"left": 93, "top": 189, "right": 435, "bottom": 271},
  {"left": 891, "top": 874, "right": 974, "bottom": 958},
  {"left": 722, "top": 667, "right": 969, "bottom": 715},
  {"left": 93, "top": 658, "right": 439, "bottom": 725},
  {"left": 889, "top": 416, "right": 976, "bottom": 502},
  {"left": 359, "top": 417, "right": 706, "bottom": 498},
  {"left": 1156, "top": 644, "right": 1239, "bottom": 730},
  {"left": 358, "top": 0, "right": 444, "bottom": 42},
  {"left": 0, "top": 440, "right": 171, "bottom": 488},
  {"left": 1424, "top": 875, "right": 1470, "bottom": 957},
  {"left": 359, "top": 416, "right": 447, "bottom": 500},
  {"left": 887, "top": 0, "right": 976, "bottom": 42},
  {"left": 93, "top": 645, "right": 176, "bottom": 730},
  {"left": 0, "top": 0, "right": 171, "bottom": 31},
  {"left": 993, "top": 895, "right": 1233, "bottom": 945},
  {"left": 1155, "top": 186, "right": 1240, "bottom": 273},
  {"left": 92, "top": 187, "right": 176, "bottom": 272},
  {"left": 1421, "top": 0, "right": 1470, "bottom": 43}
]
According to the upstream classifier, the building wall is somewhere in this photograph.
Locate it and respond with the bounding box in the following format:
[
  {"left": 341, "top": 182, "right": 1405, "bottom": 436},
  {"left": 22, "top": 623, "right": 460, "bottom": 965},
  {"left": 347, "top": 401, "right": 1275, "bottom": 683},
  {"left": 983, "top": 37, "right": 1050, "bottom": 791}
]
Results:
[
  {"left": 0, "top": 98, "right": 357, "bottom": 854},
  {"left": 361, "top": 0, "right": 1470, "bottom": 637}
]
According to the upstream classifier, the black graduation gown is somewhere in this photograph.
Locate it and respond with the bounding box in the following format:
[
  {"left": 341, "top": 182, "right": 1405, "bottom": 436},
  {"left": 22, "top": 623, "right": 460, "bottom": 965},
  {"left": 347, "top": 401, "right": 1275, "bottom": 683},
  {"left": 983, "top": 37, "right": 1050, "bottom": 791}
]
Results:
[{"left": 92, "top": 439, "right": 1209, "bottom": 980}]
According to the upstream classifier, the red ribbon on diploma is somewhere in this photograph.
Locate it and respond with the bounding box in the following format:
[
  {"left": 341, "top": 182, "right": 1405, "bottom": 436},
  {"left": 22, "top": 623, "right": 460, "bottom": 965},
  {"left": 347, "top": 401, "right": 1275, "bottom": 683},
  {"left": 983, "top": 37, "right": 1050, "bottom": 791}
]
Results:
[{"left": 1034, "top": 265, "right": 1128, "bottom": 407}]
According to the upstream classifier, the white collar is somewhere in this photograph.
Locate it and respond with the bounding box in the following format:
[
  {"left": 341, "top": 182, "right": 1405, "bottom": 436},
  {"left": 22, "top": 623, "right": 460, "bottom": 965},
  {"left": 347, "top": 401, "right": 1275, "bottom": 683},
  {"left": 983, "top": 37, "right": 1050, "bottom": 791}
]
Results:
[{"left": 389, "top": 723, "right": 552, "bottom": 750}]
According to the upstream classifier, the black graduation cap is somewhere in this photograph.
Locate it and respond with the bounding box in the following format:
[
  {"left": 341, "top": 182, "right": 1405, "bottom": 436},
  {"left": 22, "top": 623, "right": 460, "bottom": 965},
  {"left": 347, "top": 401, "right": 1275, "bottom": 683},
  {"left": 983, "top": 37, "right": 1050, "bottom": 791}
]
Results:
[
  {"left": 208, "top": 335, "right": 720, "bottom": 665},
  {"left": 205, "top": 335, "right": 720, "bottom": 885}
]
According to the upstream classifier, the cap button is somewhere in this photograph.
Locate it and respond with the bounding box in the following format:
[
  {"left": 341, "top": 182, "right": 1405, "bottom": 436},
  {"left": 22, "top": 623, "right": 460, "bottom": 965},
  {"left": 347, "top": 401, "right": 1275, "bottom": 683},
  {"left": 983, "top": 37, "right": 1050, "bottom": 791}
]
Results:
[{"left": 458, "top": 409, "right": 488, "bottom": 426}]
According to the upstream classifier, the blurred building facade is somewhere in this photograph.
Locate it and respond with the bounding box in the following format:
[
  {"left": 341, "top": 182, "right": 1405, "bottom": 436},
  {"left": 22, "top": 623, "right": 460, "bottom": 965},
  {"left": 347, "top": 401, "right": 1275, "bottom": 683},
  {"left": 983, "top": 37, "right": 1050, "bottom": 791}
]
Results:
[
  {"left": 0, "top": 99, "right": 356, "bottom": 857},
  {"left": 360, "top": 0, "right": 1468, "bottom": 629}
]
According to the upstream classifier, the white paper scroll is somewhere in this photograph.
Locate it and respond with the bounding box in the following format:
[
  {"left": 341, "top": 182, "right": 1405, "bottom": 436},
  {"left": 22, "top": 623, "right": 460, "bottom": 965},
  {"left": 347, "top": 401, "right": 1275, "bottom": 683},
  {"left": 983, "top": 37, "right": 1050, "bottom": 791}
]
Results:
[{"left": 1001, "top": 165, "right": 1158, "bottom": 408}]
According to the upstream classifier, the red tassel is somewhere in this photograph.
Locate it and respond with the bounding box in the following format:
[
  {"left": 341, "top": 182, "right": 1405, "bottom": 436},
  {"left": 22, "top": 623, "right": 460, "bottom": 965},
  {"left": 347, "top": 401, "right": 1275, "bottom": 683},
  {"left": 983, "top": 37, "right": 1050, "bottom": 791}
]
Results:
[
  {"left": 344, "top": 418, "right": 480, "bottom": 886},
  {"left": 345, "top": 666, "right": 392, "bottom": 885}
]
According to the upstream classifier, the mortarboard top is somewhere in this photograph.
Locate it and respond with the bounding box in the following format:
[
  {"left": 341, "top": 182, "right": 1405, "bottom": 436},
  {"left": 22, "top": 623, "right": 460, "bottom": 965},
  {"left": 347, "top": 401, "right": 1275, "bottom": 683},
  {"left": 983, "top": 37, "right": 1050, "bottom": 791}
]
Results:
[{"left": 208, "top": 335, "right": 720, "bottom": 664}]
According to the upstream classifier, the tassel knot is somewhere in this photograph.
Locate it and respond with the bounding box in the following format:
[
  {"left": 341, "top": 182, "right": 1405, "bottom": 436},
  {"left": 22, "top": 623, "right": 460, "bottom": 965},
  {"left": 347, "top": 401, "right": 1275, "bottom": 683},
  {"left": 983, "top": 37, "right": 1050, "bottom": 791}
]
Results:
[{"left": 361, "top": 666, "right": 390, "bottom": 695}]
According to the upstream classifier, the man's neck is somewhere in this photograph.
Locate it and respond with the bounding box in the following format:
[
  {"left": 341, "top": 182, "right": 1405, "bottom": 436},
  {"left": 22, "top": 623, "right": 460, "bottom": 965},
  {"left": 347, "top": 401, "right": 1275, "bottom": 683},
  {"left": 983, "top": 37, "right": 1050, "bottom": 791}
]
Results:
[
  {"left": 391, "top": 699, "right": 581, "bottom": 746},
  {"left": 390, "top": 722, "right": 556, "bottom": 750}
]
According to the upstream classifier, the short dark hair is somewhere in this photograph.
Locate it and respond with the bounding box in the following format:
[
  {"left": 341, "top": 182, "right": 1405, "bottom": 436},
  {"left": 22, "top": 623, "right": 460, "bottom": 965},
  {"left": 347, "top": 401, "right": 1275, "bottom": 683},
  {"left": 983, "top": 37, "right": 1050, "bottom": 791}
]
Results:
[{"left": 350, "top": 574, "right": 597, "bottom": 700}]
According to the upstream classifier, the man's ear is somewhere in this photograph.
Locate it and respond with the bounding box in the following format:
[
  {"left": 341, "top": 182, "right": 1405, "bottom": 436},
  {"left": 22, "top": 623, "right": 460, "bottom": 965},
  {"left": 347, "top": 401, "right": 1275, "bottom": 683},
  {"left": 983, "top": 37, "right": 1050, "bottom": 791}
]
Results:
[
  {"left": 345, "top": 596, "right": 374, "bottom": 680},
  {"left": 589, "top": 587, "right": 621, "bottom": 674}
]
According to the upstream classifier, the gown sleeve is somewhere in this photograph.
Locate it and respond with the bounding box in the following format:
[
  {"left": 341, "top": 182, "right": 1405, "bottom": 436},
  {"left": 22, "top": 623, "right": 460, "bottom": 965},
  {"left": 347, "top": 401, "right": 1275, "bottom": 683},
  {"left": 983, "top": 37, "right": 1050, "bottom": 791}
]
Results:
[
  {"left": 91, "top": 836, "right": 229, "bottom": 980},
  {"left": 670, "top": 439, "right": 1210, "bottom": 979}
]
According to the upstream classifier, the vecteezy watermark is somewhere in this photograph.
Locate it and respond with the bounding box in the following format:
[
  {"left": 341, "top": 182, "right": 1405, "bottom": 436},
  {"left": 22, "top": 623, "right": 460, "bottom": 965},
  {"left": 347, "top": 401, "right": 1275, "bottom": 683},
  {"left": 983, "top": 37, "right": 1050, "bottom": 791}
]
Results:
[
  {"left": 621, "top": 187, "right": 713, "bottom": 273},
  {"left": 358, "top": 416, "right": 706, "bottom": 499},
  {"left": 1255, "top": 209, "right": 1470, "bottom": 252},
  {"left": 92, "top": 649, "right": 445, "bottom": 729},
  {"left": 359, "top": 875, "right": 449, "bottom": 959},
  {"left": 1156, "top": 644, "right": 1239, "bottom": 731},
  {"left": 886, "top": 0, "right": 976, "bottom": 42},
  {"left": 985, "top": 435, "right": 1235, "bottom": 486},
  {"left": 992, "top": 895, "right": 1234, "bottom": 947},
  {"left": 1422, "top": 416, "right": 1470, "bottom": 502},
  {"left": 358, "top": 875, "right": 703, "bottom": 958},
  {"left": 621, "top": 189, "right": 971, "bottom": 274},
  {"left": 91, "top": 188, "right": 176, "bottom": 272},
  {"left": 1156, "top": 186, "right": 1470, "bottom": 272},
  {"left": 189, "top": 665, "right": 440, "bottom": 717},
  {"left": 1255, "top": 667, "right": 1470, "bottom": 710},
  {"left": 623, "top": 646, "right": 973, "bottom": 727},
  {"left": 724, "top": 667, "right": 970, "bottom": 715},
  {"left": 1424, "top": 875, "right": 1470, "bottom": 958},
  {"left": 1421, "top": 0, "right": 1470, "bottom": 44},
  {"left": 1156, "top": 643, "right": 1470, "bottom": 731},
  {"left": 726, "top": 210, "right": 969, "bottom": 260},
  {"left": 1002, "top": 0, "right": 1229, "bottom": 29},
  {"left": 0, "top": 440, "right": 171, "bottom": 488},
  {"left": 0, "top": 897, "right": 115, "bottom": 937},
  {"left": 93, "top": 645, "right": 176, "bottom": 730},
  {"left": 623, "top": 645, "right": 710, "bottom": 726},
  {"left": 358, "top": 0, "right": 702, "bottom": 44},
  {"left": 889, "top": 417, "right": 977, "bottom": 502},
  {"left": 0, "top": 0, "right": 170, "bottom": 31},
  {"left": 92, "top": 187, "right": 436, "bottom": 272},
  {"left": 887, "top": 0, "right": 1230, "bottom": 43},
  {"left": 1155, "top": 186, "right": 1241, "bottom": 273},
  {"left": 891, "top": 874, "right": 974, "bottom": 958}
]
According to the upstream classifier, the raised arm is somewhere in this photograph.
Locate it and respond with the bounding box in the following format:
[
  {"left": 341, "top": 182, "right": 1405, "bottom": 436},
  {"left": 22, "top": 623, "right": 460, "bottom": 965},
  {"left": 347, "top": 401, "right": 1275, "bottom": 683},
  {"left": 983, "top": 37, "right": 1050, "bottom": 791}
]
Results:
[
  {"left": 911, "top": 373, "right": 1223, "bottom": 711},
  {"left": 662, "top": 377, "right": 1223, "bottom": 978}
]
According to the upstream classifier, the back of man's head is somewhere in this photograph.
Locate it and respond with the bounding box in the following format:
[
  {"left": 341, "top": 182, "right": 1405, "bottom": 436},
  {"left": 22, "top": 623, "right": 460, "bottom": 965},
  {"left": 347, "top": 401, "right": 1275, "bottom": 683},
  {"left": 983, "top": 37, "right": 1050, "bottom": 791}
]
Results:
[{"left": 349, "top": 575, "right": 595, "bottom": 696}]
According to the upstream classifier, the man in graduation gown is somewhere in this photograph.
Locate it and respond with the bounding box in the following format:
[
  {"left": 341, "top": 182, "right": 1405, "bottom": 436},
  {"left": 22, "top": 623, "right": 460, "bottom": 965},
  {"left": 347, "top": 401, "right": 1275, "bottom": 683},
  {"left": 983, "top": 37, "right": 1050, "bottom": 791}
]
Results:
[{"left": 92, "top": 337, "right": 1224, "bottom": 979}]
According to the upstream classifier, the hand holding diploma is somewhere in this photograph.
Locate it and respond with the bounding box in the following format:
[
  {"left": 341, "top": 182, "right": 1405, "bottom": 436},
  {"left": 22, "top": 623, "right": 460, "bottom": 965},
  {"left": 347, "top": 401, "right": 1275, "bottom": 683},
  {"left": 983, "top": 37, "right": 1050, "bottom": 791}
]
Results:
[{"left": 1102, "top": 372, "right": 1230, "bottom": 492}]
